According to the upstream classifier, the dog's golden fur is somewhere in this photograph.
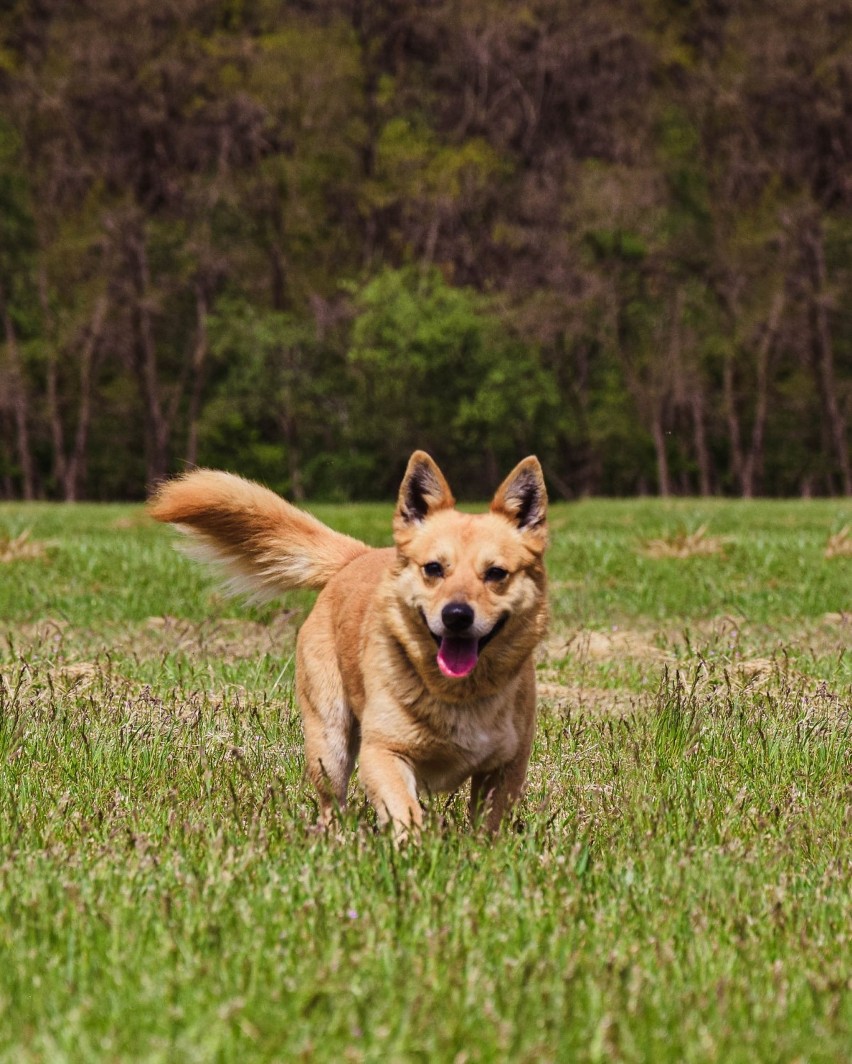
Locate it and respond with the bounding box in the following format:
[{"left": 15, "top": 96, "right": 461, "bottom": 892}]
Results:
[{"left": 149, "top": 452, "right": 548, "bottom": 835}]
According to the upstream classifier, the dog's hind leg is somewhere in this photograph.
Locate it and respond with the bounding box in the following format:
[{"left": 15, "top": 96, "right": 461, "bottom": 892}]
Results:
[
  {"left": 296, "top": 626, "right": 359, "bottom": 827},
  {"left": 469, "top": 750, "right": 530, "bottom": 833},
  {"left": 301, "top": 694, "right": 359, "bottom": 827}
]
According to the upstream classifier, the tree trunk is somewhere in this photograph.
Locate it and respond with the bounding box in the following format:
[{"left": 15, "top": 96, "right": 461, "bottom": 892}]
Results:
[
  {"left": 45, "top": 342, "right": 67, "bottom": 496},
  {"left": 132, "top": 234, "right": 170, "bottom": 484},
  {"left": 279, "top": 404, "right": 304, "bottom": 502},
  {"left": 722, "top": 357, "right": 745, "bottom": 494},
  {"left": 666, "top": 286, "right": 712, "bottom": 495},
  {"left": 269, "top": 243, "right": 287, "bottom": 311},
  {"left": 185, "top": 284, "right": 208, "bottom": 469},
  {"left": 650, "top": 406, "right": 671, "bottom": 497},
  {"left": 690, "top": 388, "right": 713, "bottom": 495},
  {"left": 65, "top": 295, "right": 108, "bottom": 500},
  {"left": 806, "top": 226, "right": 851, "bottom": 494},
  {"left": 41, "top": 279, "right": 107, "bottom": 501},
  {"left": 352, "top": 0, "right": 381, "bottom": 267},
  {"left": 610, "top": 290, "right": 673, "bottom": 498},
  {"left": 741, "top": 290, "right": 785, "bottom": 498},
  {"left": 0, "top": 286, "right": 36, "bottom": 500},
  {"left": 40, "top": 267, "right": 68, "bottom": 497}
]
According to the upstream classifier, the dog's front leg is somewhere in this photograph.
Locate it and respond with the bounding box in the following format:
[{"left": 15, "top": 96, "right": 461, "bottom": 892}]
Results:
[{"left": 359, "top": 743, "right": 422, "bottom": 840}]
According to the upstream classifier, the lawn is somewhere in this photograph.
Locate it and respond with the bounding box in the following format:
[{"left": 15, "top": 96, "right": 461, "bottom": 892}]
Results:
[{"left": 0, "top": 498, "right": 850, "bottom": 1062}]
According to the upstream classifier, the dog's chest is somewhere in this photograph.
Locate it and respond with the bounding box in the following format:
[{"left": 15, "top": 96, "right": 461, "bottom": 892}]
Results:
[
  {"left": 451, "top": 713, "right": 509, "bottom": 761},
  {"left": 414, "top": 699, "right": 518, "bottom": 791}
]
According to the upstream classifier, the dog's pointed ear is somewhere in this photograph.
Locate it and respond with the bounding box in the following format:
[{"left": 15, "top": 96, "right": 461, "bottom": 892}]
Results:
[
  {"left": 491, "top": 457, "right": 548, "bottom": 544},
  {"left": 394, "top": 451, "right": 455, "bottom": 533}
]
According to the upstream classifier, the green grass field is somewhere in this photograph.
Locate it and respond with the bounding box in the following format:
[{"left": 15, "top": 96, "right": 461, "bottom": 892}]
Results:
[{"left": 0, "top": 499, "right": 850, "bottom": 1062}]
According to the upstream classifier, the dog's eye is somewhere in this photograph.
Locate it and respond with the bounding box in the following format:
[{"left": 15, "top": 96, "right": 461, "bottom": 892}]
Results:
[
  {"left": 423, "top": 561, "right": 444, "bottom": 579},
  {"left": 484, "top": 566, "right": 509, "bottom": 583}
]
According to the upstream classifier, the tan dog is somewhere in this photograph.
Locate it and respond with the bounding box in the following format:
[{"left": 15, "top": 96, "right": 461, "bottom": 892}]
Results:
[{"left": 149, "top": 452, "right": 548, "bottom": 836}]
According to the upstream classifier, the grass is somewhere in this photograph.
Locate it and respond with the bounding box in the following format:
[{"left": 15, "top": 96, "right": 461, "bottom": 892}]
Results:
[{"left": 0, "top": 498, "right": 850, "bottom": 1062}]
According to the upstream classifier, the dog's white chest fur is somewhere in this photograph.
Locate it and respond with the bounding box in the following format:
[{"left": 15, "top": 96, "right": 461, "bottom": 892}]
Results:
[
  {"left": 454, "top": 711, "right": 516, "bottom": 764},
  {"left": 414, "top": 693, "right": 521, "bottom": 792}
]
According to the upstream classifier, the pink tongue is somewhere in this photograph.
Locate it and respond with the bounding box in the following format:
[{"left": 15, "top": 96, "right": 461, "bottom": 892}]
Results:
[{"left": 437, "top": 637, "right": 479, "bottom": 678}]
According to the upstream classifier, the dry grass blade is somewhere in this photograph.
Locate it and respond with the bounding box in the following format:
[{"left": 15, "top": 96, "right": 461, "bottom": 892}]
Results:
[
  {"left": 0, "top": 529, "right": 49, "bottom": 563},
  {"left": 824, "top": 526, "right": 852, "bottom": 558},
  {"left": 641, "top": 524, "right": 728, "bottom": 559}
]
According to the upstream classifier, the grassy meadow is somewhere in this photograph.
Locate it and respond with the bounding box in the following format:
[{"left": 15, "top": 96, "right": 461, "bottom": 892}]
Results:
[{"left": 0, "top": 498, "right": 850, "bottom": 1062}]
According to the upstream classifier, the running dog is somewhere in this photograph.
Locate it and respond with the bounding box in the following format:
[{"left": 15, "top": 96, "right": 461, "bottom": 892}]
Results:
[{"left": 149, "top": 452, "right": 548, "bottom": 836}]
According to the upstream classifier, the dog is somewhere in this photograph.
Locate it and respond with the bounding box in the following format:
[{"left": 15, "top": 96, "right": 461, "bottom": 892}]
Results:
[{"left": 149, "top": 452, "right": 548, "bottom": 836}]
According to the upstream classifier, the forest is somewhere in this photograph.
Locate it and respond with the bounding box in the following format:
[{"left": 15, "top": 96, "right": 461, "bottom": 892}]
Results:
[{"left": 0, "top": 0, "right": 850, "bottom": 501}]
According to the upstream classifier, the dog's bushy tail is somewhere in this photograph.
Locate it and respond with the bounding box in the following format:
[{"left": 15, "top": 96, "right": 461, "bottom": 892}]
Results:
[{"left": 149, "top": 470, "right": 370, "bottom": 598}]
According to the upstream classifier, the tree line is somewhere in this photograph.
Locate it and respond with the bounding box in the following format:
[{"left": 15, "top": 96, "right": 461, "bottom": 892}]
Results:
[{"left": 0, "top": 0, "right": 850, "bottom": 501}]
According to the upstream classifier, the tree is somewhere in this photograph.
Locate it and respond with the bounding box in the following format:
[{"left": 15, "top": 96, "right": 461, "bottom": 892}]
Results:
[
  {"left": 348, "top": 267, "right": 559, "bottom": 496},
  {"left": 0, "top": 0, "right": 849, "bottom": 499}
]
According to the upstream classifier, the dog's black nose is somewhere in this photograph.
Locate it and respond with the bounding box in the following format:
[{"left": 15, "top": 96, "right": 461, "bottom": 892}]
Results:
[{"left": 442, "top": 602, "right": 475, "bottom": 632}]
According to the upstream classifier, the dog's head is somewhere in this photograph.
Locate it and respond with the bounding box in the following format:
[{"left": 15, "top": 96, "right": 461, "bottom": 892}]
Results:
[{"left": 392, "top": 452, "right": 548, "bottom": 683}]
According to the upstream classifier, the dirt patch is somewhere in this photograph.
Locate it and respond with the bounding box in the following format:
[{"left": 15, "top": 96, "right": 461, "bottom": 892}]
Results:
[
  {"left": 3, "top": 618, "right": 70, "bottom": 656},
  {"left": 131, "top": 613, "right": 300, "bottom": 661},
  {"left": 537, "top": 680, "right": 645, "bottom": 717},
  {"left": 795, "top": 613, "right": 852, "bottom": 660},
  {"left": 54, "top": 661, "right": 104, "bottom": 690},
  {"left": 684, "top": 615, "right": 747, "bottom": 638},
  {"left": 4, "top": 612, "right": 302, "bottom": 667},
  {"left": 662, "top": 612, "right": 851, "bottom": 663},
  {"left": 734, "top": 657, "right": 775, "bottom": 678},
  {"left": 543, "top": 627, "right": 671, "bottom": 664},
  {"left": 725, "top": 657, "right": 782, "bottom": 690}
]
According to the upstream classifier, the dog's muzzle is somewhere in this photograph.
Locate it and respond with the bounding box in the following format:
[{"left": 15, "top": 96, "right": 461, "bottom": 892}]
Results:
[{"left": 419, "top": 609, "right": 509, "bottom": 678}]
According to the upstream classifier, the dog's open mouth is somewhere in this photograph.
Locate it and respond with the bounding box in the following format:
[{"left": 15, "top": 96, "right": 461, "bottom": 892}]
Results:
[
  {"left": 420, "top": 611, "right": 508, "bottom": 679},
  {"left": 437, "top": 637, "right": 479, "bottom": 678}
]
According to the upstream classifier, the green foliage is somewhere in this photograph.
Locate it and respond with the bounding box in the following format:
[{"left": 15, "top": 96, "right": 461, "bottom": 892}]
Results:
[
  {"left": 202, "top": 300, "right": 349, "bottom": 497},
  {"left": 348, "top": 267, "right": 560, "bottom": 494},
  {"left": 655, "top": 104, "right": 712, "bottom": 255},
  {"left": 366, "top": 115, "right": 507, "bottom": 234},
  {"left": 0, "top": 119, "right": 38, "bottom": 325},
  {"left": 0, "top": 0, "right": 850, "bottom": 499}
]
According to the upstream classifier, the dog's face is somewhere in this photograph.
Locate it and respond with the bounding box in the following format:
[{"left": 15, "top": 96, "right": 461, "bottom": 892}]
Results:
[{"left": 392, "top": 453, "right": 548, "bottom": 681}]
